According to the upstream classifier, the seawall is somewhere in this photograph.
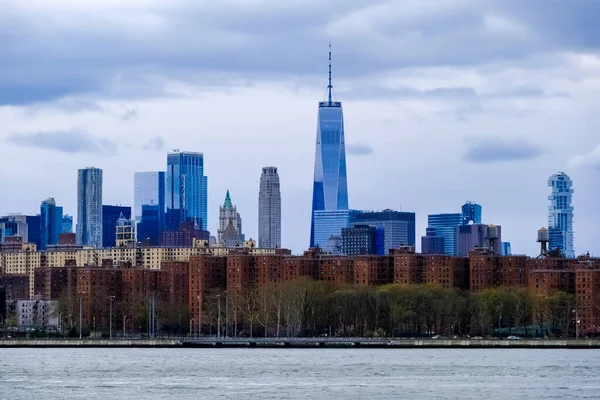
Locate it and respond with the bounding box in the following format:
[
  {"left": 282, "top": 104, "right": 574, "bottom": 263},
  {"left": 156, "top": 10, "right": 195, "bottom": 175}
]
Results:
[{"left": 2, "top": 338, "right": 600, "bottom": 348}]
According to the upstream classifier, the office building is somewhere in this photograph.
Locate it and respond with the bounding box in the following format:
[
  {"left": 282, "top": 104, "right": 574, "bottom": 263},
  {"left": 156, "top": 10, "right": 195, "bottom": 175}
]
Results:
[
  {"left": 166, "top": 151, "right": 208, "bottom": 231},
  {"left": 313, "top": 210, "right": 361, "bottom": 250},
  {"left": 218, "top": 190, "right": 244, "bottom": 245},
  {"left": 0, "top": 215, "right": 41, "bottom": 248},
  {"left": 342, "top": 225, "right": 385, "bottom": 256},
  {"left": 462, "top": 202, "right": 482, "bottom": 225},
  {"left": 427, "top": 213, "right": 462, "bottom": 256},
  {"left": 421, "top": 227, "right": 445, "bottom": 254},
  {"left": 258, "top": 166, "right": 281, "bottom": 249},
  {"left": 354, "top": 210, "right": 415, "bottom": 254},
  {"left": 501, "top": 242, "right": 512, "bottom": 256},
  {"left": 134, "top": 171, "right": 165, "bottom": 229},
  {"left": 137, "top": 204, "right": 161, "bottom": 246},
  {"left": 116, "top": 213, "right": 135, "bottom": 248},
  {"left": 548, "top": 172, "right": 574, "bottom": 258},
  {"left": 310, "top": 46, "right": 349, "bottom": 247},
  {"left": 76, "top": 167, "right": 103, "bottom": 247},
  {"left": 457, "top": 224, "right": 502, "bottom": 256},
  {"left": 62, "top": 215, "right": 73, "bottom": 234},
  {"left": 102, "top": 205, "right": 131, "bottom": 248},
  {"left": 40, "top": 198, "right": 63, "bottom": 250}
]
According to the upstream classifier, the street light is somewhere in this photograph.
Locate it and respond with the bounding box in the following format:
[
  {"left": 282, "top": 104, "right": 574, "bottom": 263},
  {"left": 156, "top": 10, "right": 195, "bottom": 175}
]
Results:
[
  {"left": 217, "top": 294, "right": 221, "bottom": 338},
  {"left": 79, "top": 295, "right": 82, "bottom": 340},
  {"left": 572, "top": 308, "right": 580, "bottom": 339},
  {"left": 197, "top": 295, "right": 202, "bottom": 337},
  {"left": 123, "top": 315, "right": 128, "bottom": 337},
  {"left": 109, "top": 296, "right": 115, "bottom": 340},
  {"left": 224, "top": 291, "right": 228, "bottom": 339},
  {"left": 189, "top": 318, "right": 195, "bottom": 337}
]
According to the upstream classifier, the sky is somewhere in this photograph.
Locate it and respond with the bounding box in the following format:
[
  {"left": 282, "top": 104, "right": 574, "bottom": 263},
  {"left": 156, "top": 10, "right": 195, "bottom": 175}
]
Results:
[{"left": 2, "top": 0, "right": 600, "bottom": 256}]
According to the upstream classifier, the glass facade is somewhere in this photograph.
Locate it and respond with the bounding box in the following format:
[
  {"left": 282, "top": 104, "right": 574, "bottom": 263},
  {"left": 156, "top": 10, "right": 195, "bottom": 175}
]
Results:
[
  {"left": 40, "top": 198, "right": 63, "bottom": 250},
  {"left": 166, "top": 152, "right": 208, "bottom": 231},
  {"left": 427, "top": 213, "right": 462, "bottom": 256},
  {"left": 102, "top": 205, "right": 131, "bottom": 248},
  {"left": 134, "top": 171, "right": 165, "bottom": 229},
  {"left": 77, "top": 167, "right": 103, "bottom": 247},
  {"left": 137, "top": 204, "right": 161, "bottom": 246},
  {"left": 313, "top": 210, "right": 360, "bottom": 250},
  {"left": 354, "top": 210, "right": 416, "bottom": 255},
  {"left": 342, "top": 225, "right": 376, "bottom": 256},
  {"left": 548, "top": 172, "right": 574, "bottom": 258},
  {"left": 310, "top": 48, "right": 348, "bottom": 247},
  {"left": 62, "top": 215, "right": 73, "bottom": 234},
  {"left": 462, "top": 202, "right": 482, "bottom": 225}
]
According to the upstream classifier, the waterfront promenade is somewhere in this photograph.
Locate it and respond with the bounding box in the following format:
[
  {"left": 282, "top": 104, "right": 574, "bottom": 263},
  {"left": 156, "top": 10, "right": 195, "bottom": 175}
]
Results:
[{"left": 2, "top": 337, "right": 600, "bottom": 348}]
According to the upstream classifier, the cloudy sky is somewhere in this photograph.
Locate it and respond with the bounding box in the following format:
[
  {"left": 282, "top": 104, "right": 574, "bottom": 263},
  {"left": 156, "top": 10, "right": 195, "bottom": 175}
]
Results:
[{"left": 2, "top": 0, "right": 600, "bottom": 256}]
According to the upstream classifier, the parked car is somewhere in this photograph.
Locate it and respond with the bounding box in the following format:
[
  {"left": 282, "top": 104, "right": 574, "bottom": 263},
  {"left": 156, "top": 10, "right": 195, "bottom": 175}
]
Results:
[
  {"left": 507, "top": 335, "right": 521, "bottom": 340},
  {"left": 471, "top": 336, "right": 483, "bottom": 340}
]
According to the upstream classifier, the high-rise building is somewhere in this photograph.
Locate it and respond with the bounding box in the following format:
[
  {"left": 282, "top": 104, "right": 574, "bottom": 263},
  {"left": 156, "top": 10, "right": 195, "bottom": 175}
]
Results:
[
  {"left": 310, "top": 46, "right": 348, "bottom": 247},
  {"left": 40, "top": 198, "right": 63, "bottom": 250},
  {"left": 102, "top": 205, "right": 131, "bottom": 248},
  {"left": 166, "top": 151, "right": 208, "bottom": 231},
  {"left": 115, "top": 213, "right": 135, "bottom": 248},
  {"left": 218, "top": 190, "right": 244, "bottom": 246},
  {"left": 421, "top": 227, "right": 445, "bottom": 254},
  {"left": 136, "top": 204, "right": 161, "bottom": 246},
  {"left": 462, "top": 202, "right": 482, "bottom": 225},
  {"left": 313, "top": 210, "right": 361, "bottom": 250},
  {"left": 62, "top": 215, "right": 73, "bottom": 234},
  {"left": 427, "top": 213, "right": 462, "bottom": 256},
  {"left": 76, "top": 167, "right": 103, "bottom": 247},
  {"left": 258, "top": 166, "right": 281, "bottom": 249},
  {"left": 548, "top": 172, "right": 574, "bottom": 258},
  {"left": 341, "top": 225, "right": 384, "bottom": 256},
  {"left": 501, "top": 242, "right": 512, "bottom": 256},
  {"left": 133, "top": 171, "right": 165, "bottom": 228},
  {"left": 354, "top": 210, "right": 416, "bottom": 254},
  {"left": 457, "top": 224, "right": 502, "bottom": 256},
  {"left": 0, "top": 215, "right": 39, "bottom": 247}
]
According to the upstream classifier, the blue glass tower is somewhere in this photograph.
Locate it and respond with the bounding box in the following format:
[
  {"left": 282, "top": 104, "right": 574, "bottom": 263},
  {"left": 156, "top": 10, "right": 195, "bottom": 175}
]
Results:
[
  {"left": 462, "top": 202, "right": 482, "bottom": 225},
  {"left": 102, "top": 205, "right": 131, "bottom": 248},
  {"left": 310, "top": 45, "right": 348, "bottom": 247},
  {"left": 427, "top": 213, "right": 463, "bottom": 256},
  {"left": 166, "top": 151, "right": 208, "bottom": 231},
  {"left": 40, "top": 198, "right": 63, "bottom": 250}
]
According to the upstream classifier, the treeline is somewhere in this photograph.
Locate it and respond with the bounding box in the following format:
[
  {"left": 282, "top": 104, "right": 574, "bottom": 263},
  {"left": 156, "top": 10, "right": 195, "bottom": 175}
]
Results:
[{"left": 50, "top": 278, "right": 582, "bottom": 338}]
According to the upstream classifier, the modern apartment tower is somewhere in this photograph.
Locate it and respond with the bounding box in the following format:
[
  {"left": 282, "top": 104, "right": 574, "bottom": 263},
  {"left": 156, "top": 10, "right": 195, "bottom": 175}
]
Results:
[
  {"left": 258, "top": 166, "right": 281, "bottom": 249},
  {"left": 134, "top": 171, "right": 165, "bottom": 224},
  {"left": 310, "top": 45, "right": 348, "bottom": 247},
  {"left": 40, "top": 198, "right": 63, "bottom": 250},
  {"left": 76, "top": 167, "right": 103, "bottom": 247},
  {"left": 548, "top": 172, "right": 574, "bottom": 258},
  {"left": 166, "top": 151, "right": 208, "bottom": 231}
]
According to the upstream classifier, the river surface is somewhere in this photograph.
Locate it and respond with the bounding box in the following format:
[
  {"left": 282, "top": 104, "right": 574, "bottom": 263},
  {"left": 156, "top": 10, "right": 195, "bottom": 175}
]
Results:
[{"left": 1, "top": 348, "right": 599, "bottom": 399}]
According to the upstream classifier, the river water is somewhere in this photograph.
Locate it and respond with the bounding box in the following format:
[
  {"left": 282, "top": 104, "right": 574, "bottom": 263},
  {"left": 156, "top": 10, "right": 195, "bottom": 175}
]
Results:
[{"left": 0, "top": 348, "right": 598, "bottom": 399}]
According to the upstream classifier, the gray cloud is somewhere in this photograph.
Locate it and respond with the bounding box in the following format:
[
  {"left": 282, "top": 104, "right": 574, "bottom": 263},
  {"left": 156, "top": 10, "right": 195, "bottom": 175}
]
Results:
[
  {"left": 1, "top": 0, "right": 598, "bottom": 105},
  {"left": 346, "top": 143, "right": 374, "bottom": 156},
  {"left": 142, "top": 137, "right": 165, "bottom": 151},
  {"left": 463, "top": 137, "right": 545, "bottom": 163},
  {"left": 7, "top": 130, "right": 118, "bottom": 156}
]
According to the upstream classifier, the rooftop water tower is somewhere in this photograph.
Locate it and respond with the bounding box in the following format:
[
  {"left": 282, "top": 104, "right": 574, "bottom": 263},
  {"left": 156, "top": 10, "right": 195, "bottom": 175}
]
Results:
[{"left": 537, "top": 227, "right": 549, "bottom": 258}]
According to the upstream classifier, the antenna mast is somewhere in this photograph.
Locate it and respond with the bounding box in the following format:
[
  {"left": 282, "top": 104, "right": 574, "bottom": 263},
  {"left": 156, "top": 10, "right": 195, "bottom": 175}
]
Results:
[{"left": 327, "top": 43, "right": 333, "bottom": 105}]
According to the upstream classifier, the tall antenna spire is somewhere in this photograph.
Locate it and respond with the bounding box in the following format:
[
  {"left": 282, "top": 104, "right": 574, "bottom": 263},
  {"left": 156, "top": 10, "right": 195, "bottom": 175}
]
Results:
[{"left": 327, "top": 42, "right": 333, "bottom": 104}]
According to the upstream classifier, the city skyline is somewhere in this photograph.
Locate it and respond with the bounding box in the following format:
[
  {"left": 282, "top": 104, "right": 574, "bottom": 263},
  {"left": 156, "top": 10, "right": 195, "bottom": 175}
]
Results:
[{"left": 2, "top": 2, "right": 600, "bottom": 256}]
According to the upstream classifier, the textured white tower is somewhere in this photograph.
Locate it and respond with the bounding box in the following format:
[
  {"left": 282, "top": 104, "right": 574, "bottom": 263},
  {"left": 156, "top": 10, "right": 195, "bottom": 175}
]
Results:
[
  {"left": 258, "top": 166, "right": 281, "bottom": 249},
  {"left": 76, "top": 167, "right": 103, "bottom": 247},
  {"left": 548, "top": 171, "right": 574, "bottom": 258}
]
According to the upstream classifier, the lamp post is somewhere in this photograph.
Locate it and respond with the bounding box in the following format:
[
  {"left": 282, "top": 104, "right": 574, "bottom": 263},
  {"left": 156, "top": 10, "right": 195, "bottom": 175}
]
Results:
[
  {"left": 224, "top": 290, "right": 228, "bottom": 339},
  {"left": 109, "top": 296, "right": 115, "bottom": 339},
  {"left": 123, "top": 315, "right": 128, "bottom": 337},
  {"left": 189, "top": 318, "right": 195, "bottom": 337},
  {"left": 217, "top": 294, "right": 221, "bottom": 338},
  {"left": 58, "top": 312, "right": 63, "bottom": 336},
  {"left": 197, "top": 295, "right": 202, "bottom": 337},
  {"left": 79, "top": 295, "right": 82, "bottom": 340},
  {"left": 573, "top": 308, "right": 580, "bottom": 339}
]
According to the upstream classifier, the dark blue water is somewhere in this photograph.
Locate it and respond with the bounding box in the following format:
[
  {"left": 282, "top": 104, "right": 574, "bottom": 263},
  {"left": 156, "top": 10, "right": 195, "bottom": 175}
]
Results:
[{"left": 1, "top": 348, "right": 598, "bottom": 399}]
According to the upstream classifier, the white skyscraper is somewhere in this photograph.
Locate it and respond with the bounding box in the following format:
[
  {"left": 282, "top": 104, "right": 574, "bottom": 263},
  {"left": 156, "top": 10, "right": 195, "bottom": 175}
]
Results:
[
  {"left": 548, "top": 171, "right": 574, "bottom": 258},
  {"left": 76, "top": 167, "right": 103, "bottom": 247},
  {"left": 258, "top": 166, "right": 281, "bottom": 249}
]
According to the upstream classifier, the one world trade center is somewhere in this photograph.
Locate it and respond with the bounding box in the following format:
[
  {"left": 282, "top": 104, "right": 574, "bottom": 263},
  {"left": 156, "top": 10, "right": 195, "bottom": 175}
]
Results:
[{"left": 309, "top": 46, "right": 349, "bottom": 247}]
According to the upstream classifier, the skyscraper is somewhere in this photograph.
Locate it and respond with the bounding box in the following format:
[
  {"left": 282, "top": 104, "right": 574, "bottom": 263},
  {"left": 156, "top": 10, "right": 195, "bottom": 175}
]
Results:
[
  {"left": 462, "top": 202, "right": 482, "bottom": 225},
  {"left": 218, "top": 190, "right": 244, "bottom": 246},
  {"left": 310, "top": 45, "right": 348, "bottom": 247},
  {"left": 313, "top": 210, "right": 361, "bottom": 251},
  {"left": 102, "top": 205, "right": 131, "bottom": 248},
  {"left": 258, "top": 166, "right": 281, "bottom": 249},
  {"left": 76, "top": 167, "right": 103, "bottom": 247},
  {"left": 427, "top": 213, "right": 463, "bottom": 256},
  {"left": 354, "top": 210, "right": 416, "bottom": 254},
  {"left": 62, "top": 215, "right": 73, "bottom": 234},
  {"left": 166, "top": 151, "right": 208, "bottom": 231},
  {"left": 40, "top": 198, "right": 63, "bottom": 250},
  {"left": 134, "top": 171, "right": 165, "bottom": 227},
  {"left": 548, "top": 172, "right": 574, "bottom": 258}
]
